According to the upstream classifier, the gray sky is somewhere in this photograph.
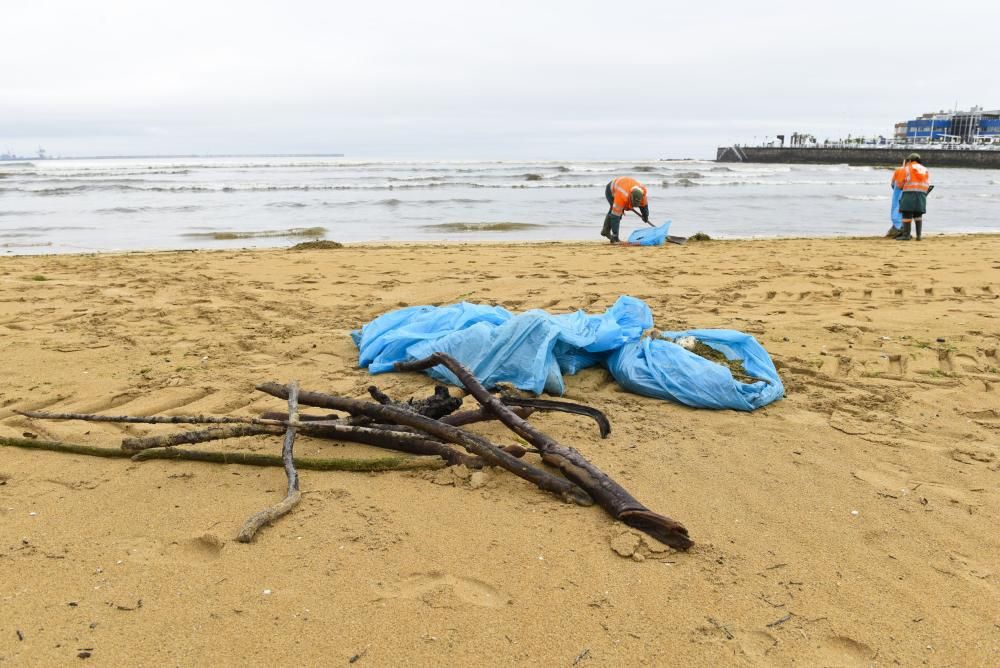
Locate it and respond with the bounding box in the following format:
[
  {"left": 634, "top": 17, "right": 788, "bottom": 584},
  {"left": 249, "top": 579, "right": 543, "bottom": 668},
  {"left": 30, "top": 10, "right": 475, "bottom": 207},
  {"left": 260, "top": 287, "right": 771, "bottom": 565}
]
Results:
[{"left": 2, "top": 0, "right": 997, "bottom": 159}]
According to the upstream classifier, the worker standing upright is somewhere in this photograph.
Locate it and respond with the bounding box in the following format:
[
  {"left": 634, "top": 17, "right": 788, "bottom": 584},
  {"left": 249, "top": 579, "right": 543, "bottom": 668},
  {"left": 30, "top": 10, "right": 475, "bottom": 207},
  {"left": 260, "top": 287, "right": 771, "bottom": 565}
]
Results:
[
  {"left": 601, "top": 176, "right": 650, "bottom": 244},
  {"left": 892, "top": 153, "right": 933, "bottom": 241}
]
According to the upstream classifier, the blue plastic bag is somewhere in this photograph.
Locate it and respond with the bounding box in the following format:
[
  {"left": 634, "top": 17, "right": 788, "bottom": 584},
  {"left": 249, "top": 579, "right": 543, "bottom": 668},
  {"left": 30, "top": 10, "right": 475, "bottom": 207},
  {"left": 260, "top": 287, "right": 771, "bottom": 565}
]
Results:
[
  {"left": 607, "top": 329, "right": 784, "bottom": 411},
  {"left": 890, "top": 186, "right": 903, "bottom": 229},
  {"left": 352, "top": 297, "right": 784, "bottom": 410},
  {"left": 627, "top": 220, "right": 671, "bottom": 246}
]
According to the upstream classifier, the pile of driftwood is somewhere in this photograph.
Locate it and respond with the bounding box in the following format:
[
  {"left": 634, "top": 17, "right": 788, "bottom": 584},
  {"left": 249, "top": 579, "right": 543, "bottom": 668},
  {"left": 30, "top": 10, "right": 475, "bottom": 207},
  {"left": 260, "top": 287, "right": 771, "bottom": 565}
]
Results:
[{"left": 13, "top": 352, "right": 692, "bottom": 550}]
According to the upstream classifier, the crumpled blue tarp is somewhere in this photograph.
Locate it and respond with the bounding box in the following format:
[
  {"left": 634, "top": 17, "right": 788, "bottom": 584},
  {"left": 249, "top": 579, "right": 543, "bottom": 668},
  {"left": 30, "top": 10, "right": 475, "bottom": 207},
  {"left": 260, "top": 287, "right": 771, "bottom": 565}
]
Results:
[
  {"left": 627, "top": 220, "right": 671, "bottom": 246},
  {"left": 891, "top": 186, "right": 903, "bottom": 229},
  {"left": 608, "top": 329, "right": 784, "bottom": 410},
  {"left": 351, "top": 297, "right": 784, "bottom": 410}
]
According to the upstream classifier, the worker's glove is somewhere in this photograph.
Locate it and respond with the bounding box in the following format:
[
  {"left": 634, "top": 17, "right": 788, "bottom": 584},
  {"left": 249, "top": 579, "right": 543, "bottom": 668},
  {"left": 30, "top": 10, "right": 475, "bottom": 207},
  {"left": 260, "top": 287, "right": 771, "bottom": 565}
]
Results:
[
  {"left": 927, "top": 185, "right": 935, "bottom": 194},
  {"left": 642, "top": 215, "right": 649, "bottom": 223}
]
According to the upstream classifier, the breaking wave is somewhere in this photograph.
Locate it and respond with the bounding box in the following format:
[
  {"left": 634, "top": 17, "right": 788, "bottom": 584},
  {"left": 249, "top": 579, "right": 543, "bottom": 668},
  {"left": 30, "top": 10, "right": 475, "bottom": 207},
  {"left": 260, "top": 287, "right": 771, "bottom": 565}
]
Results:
[
  {"left": 423, "top": 222, "right": 545, "bottom": 233},
  {"left": 181, "top": 226, "right": 327, "bottom": 240}
]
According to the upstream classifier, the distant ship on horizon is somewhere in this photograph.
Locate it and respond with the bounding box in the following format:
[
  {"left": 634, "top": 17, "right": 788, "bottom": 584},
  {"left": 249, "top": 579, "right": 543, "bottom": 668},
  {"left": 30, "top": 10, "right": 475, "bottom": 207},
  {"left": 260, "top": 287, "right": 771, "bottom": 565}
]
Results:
[{"left": 1, "top": 147, "right": 48, "bottom": 161}]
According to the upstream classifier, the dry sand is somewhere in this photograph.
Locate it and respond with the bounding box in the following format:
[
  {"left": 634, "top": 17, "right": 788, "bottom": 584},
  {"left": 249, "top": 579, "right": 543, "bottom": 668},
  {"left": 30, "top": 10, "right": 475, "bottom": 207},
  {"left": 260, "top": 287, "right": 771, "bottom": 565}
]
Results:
[{"left": 1, "top": 236, "right": 998, "bottom": 666}]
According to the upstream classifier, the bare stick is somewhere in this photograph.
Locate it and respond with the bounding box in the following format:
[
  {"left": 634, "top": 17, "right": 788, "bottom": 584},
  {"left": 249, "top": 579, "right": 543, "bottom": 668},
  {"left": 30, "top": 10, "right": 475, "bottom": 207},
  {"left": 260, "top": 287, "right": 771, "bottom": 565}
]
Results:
[
  {"left": 440, "top": 405, "right": 535, "bottom": 427},
  {"left": 499, "top": 397, "right": 612, "bottom": 438},
  {"left": 0, "top": 436, "right": 443, "bottom": 471},
  {"left": 256, "top": 382, "right": 592, "bottom": 506},
  {"left": 236, "top": 381, "right": 302, "bottom": 543},
  {"left": 122, "top": 425, "right": 277, "bottom": 451},
  {"left": 131, "top": 448, "right": 443, "bottom": 471},
  {"left": 396, "top": 353, "right": 692, "bottom": 550},
  {"left": 263, "top": 405, "right": 536, "bottom": 428},
  {"left": 19, "top": 410, "right": 289, "bottom": 428}
]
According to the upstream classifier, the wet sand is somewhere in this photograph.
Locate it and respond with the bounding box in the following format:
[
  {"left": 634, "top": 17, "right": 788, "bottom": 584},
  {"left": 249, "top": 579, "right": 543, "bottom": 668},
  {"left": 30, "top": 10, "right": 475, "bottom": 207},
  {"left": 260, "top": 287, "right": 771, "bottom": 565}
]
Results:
[{"left": 1, "top": 236, "right": 998, "bottom": 665}]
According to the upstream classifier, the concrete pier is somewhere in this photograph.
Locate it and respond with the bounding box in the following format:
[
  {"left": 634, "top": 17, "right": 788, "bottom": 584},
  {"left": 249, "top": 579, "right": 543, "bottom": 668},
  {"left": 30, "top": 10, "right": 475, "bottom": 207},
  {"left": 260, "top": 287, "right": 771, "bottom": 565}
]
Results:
[{"left": 716, "top": 146, "right": 1000, "bottom": 168}]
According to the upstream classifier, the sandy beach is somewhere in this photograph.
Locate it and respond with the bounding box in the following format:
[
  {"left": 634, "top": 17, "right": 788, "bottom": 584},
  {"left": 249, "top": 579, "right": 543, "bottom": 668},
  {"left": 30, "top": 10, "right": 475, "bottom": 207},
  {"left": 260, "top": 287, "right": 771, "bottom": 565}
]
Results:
[{"left": 1, "top": 236, "right": 998, "bottom": 666}]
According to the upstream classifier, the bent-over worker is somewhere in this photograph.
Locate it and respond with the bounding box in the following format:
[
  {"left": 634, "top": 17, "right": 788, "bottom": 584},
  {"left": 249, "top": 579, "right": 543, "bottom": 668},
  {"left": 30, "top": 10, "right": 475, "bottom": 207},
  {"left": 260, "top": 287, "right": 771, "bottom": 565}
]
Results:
[{"left": 602, "top": 176, "right": 649, "bottom": 244}]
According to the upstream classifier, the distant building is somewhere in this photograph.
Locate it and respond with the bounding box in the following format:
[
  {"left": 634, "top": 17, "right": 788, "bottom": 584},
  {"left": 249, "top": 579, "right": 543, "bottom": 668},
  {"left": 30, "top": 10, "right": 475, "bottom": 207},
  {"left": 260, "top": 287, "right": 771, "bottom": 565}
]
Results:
[{"left": 900, "top": 106, "right": 1000, "bottom": 144}]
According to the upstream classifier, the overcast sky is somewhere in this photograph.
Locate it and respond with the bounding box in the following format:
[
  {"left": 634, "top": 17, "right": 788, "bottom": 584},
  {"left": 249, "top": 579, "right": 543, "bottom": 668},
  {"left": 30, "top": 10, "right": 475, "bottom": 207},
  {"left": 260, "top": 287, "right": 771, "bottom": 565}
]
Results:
[{"left": 2, "top": 0, "right": 997, "bottom": 159}]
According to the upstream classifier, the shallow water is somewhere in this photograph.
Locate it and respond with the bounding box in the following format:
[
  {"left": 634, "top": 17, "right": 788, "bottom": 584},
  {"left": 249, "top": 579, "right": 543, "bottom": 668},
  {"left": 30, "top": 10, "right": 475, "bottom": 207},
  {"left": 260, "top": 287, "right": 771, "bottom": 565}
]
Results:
[{"left": 1, "top": 157, "right": 997, "bottom": 254}]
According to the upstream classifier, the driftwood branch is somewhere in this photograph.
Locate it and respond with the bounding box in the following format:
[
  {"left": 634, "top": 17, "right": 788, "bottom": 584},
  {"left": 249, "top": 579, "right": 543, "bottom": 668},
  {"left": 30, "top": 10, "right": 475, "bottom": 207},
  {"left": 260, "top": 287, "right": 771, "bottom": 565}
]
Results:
[
  {"left": 0, "top": 436, "right": 442, "bottom": 471},
  {"left": 122, "top": 425, "right": 276, "bottom": 451},
  {"left": 368, "top": 384, "right": 463, "bottom": 419},
  {"left": 237, "top": 382, "right": 302, "bottom": 542},
  {"left": 396, "top": 353, "right": 692, "bottom": 550},
  {"left": 19, "top": 410, "right": 288, "bottom": 428},
  {"left": 261, "top": 405, "right": 536, "bottom": 429},
  {"left": 499, "top": 397, "right": 612, "bottom": 438},
  {"left": 256, "top": 382, "right": 593, "bottom": 506}
]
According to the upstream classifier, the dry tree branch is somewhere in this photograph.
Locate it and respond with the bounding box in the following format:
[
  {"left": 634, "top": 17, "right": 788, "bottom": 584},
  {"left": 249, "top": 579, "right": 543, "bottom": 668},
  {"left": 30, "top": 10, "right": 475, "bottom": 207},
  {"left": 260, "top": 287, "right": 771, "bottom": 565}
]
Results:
[
  {"left": 256, "top": 382, "right": 592, "bottom": 506},
  {"left": 236, "top": 381, "right": 302, "bottom": 543},
  {"left": 0, "top": 436, "right": 440, "bottom": 471},
  {"left": 396, "top": 353, "right": 693, "bottom": 550}
]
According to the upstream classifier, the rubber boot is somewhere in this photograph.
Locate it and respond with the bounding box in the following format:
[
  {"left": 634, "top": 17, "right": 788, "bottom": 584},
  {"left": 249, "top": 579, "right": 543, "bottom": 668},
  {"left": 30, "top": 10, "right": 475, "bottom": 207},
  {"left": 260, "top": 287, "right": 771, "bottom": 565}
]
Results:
[
  {"left": 609, "top": 216, "right": 621, "bottom": 244},
  {"left": 600, "top": 218, "right": 611, "bottom": 239},
  {"left": 895, "top": 222, "right": 911, "bottom": 241},
  {"left": 915, "top": 219, "right": 922, "bottom": 241}
]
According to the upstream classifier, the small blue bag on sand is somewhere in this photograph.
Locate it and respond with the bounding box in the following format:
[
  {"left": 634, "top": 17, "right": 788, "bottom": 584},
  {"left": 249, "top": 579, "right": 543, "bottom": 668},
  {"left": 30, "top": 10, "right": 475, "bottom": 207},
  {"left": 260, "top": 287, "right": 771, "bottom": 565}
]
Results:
[
  {"left": 627, "top": 220, "right": 671, "bottom": 246},
  {"left": 607, "top": 329, "right": 784, "bottom": 411},
  {"left": 891, "top": 186, "right": 903, "bottom": 229}
]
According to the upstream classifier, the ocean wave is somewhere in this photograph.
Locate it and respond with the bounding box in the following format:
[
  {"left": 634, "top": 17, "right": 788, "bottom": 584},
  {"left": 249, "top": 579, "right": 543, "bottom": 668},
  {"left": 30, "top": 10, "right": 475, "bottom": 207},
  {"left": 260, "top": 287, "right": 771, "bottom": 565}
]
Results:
[
  {"left": 837, "top": 195, "right": 888, "bottom": 201},
  {"left": 423, "top": 222, "right": 545, "bottom": 233},
  {"left": 384, "top": 175, "right": 450, "bottom": 182},
  {"left": 31, "top": 169, "right": 192, "bottom": 178},
  {"left": 0, "top": 210, "right": 45, "bottom": 217},
  {"left": 0, "top": 224, "right": 94, "bottom": 238},
  {"left": 10, "top": 181, "right": 604, "bottom": 196},
  {"left": 95, "top": 205, "right": 203, "bottom": 214},
  {"left": 181, "top": 226, "right": 327, "bottom": 240},
  {"left": 265, "top": 201, "right": 308, "bottom": 208},
  {"left": 1, "top": 240, "right": 52, "bottom": 248}
]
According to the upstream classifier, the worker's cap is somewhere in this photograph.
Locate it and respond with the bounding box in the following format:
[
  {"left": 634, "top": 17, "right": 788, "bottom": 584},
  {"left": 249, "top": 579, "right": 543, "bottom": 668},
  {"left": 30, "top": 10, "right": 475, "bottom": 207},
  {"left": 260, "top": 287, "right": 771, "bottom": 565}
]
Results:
[
  {"left": 906, "top": 152, "right": 921, "bottom": 162},
  {"left": 630, "top": 186, "right": 644, "bottom": 205}
]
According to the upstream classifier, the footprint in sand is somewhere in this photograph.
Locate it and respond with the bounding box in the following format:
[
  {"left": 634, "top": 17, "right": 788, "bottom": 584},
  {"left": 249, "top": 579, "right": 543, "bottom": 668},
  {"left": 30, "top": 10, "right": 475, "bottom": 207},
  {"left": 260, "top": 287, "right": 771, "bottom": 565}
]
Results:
[
  {"left": 374, "top": 572, "right": 510, "bottom": 608},
  {"left": 815, "top": 635, "right": 875, "bottom": 666}
]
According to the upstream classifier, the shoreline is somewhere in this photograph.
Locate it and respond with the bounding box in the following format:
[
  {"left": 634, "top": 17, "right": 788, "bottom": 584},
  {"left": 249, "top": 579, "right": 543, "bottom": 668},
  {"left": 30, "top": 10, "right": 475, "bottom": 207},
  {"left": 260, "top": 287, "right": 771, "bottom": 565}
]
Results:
[
  {"left": 2, "top": 236, "right": 998, "bottom": 665},
  {"left": 4, "top": 230, "right": 1000, "bottom": 258}
]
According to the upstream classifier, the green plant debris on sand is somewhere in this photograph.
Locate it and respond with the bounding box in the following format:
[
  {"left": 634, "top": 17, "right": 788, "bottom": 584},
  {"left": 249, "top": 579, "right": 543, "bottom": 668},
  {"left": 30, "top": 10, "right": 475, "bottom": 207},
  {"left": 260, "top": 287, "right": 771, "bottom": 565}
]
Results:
[
  {"left": 29, "top": 275, "right": 49, "bottom": 281},
  {"left": 688, "top": 232, "right": 712, "bottom": 242},
  {"left": 291, "top": 240, "right": 343, "bottom": 250},
  {"left": 182, "top": 227, "right": 327, "bottom": 241},
  {"left": 687, "top": 340, "right": 749, "bottom": 378}
]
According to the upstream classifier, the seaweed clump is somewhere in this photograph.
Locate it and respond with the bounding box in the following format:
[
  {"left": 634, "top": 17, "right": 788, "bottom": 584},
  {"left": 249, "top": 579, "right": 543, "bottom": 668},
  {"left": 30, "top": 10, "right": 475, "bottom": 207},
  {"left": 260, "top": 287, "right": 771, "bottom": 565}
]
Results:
[{"left": 291, "top": 240, "right": 343, "bottom": 250}]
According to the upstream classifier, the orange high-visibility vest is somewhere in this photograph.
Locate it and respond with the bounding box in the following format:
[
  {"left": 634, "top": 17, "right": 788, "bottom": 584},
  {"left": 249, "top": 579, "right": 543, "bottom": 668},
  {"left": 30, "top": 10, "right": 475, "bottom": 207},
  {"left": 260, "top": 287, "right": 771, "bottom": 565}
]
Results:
[
  {"left": 898, "top": 163, "right": 930, "bottom": 193},
  {"left": 891, "top": 166, "right": 905, "bottom": 189},
  {"left": 609, "top": 177, "right": 648, "bottom": 217}
]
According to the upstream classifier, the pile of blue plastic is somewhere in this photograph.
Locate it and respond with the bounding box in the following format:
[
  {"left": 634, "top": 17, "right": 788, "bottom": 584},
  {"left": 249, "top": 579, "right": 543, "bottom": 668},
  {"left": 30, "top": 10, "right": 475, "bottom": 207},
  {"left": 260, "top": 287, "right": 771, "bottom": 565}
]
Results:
[{"left": 351, "top": 296, "right": 784, "bottom": 411}]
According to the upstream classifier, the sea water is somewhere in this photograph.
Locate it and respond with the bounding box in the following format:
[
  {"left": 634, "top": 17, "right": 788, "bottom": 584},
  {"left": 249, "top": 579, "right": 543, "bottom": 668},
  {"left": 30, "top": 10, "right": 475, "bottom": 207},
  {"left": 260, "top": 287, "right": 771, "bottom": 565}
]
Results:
[{"left": 1, "top": 157, "right": 998, "bottom": 254}]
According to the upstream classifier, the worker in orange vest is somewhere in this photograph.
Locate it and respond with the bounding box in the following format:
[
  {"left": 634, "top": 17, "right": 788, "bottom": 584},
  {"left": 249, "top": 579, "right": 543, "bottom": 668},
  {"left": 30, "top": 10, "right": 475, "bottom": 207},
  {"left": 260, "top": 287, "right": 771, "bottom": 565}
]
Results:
[
  {"left": 892, "top": 153, "right": 933, "bottom": 241},
  {"left": 601, "top": 176, "right": 650, "bottom": 243}
]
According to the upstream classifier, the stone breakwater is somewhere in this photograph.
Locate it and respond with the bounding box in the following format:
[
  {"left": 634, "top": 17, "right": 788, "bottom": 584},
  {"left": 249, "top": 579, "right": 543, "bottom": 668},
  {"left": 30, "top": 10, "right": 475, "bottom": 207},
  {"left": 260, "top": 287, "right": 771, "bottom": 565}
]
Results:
[{"left": 717, "top": 146, "right": 1000, "bottom": 168}]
